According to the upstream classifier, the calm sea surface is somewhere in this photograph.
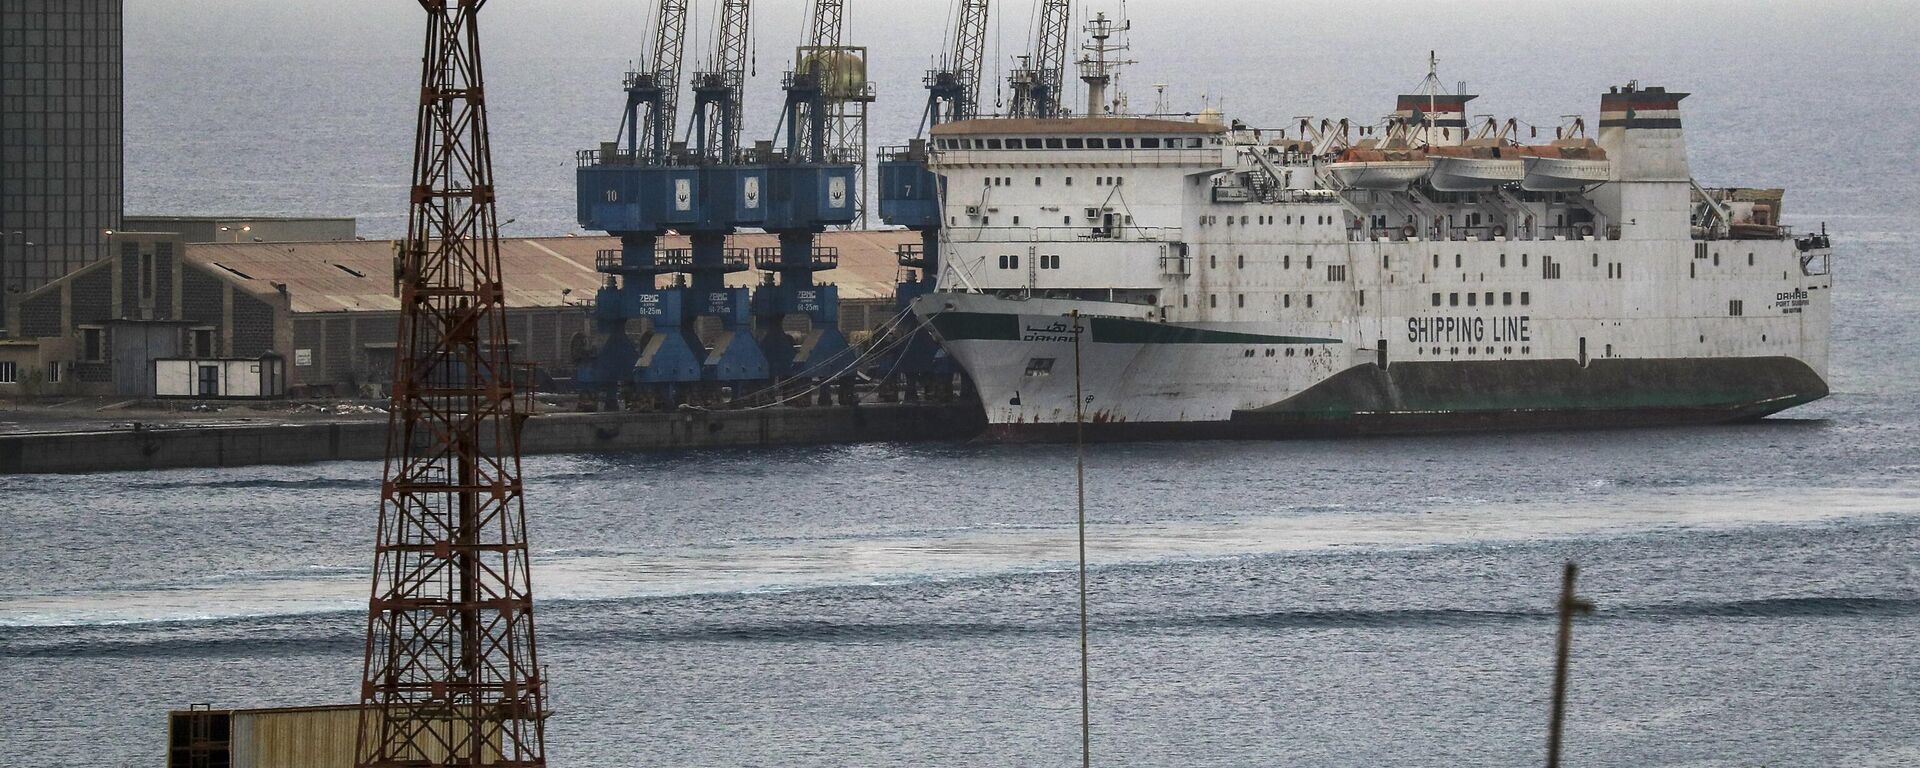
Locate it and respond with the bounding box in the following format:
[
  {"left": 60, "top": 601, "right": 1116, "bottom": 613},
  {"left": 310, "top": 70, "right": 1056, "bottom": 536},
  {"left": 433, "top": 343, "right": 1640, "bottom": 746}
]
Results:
[{"left": 6, "top": 1, "right": 1919, "bottom": 766}]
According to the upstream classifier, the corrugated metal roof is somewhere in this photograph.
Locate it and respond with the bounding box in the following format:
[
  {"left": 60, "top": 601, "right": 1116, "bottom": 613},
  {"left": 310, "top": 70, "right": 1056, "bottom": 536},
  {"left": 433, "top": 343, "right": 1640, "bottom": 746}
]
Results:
[{"left": 185, "top": 231, "right": 918, "bottom": 314}]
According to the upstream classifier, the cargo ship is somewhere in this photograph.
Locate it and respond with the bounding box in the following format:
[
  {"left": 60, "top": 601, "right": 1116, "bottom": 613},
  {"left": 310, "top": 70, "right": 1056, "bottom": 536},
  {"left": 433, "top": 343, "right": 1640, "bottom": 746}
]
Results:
[{"left": 911, "top": 63, "right": 1834, "bottom": 439}]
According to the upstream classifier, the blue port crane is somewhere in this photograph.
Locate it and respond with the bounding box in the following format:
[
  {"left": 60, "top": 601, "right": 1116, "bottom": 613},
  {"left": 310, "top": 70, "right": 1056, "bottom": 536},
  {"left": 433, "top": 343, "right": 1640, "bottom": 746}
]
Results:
[
  {"left": 749, "top": 0, "right": 865, "bottom": 398},
  {"left": 872, "top": 0, "right": 992, "bottom": 397},
  {"left": 576, "top": 0, "right": 769, "bottom": 408}
]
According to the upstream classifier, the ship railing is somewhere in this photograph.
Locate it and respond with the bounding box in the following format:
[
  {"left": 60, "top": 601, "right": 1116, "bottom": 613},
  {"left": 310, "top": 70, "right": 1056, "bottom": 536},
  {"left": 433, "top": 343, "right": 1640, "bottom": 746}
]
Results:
[{"left": 951, "top": 225, "right": 1184, "bottom": 244}]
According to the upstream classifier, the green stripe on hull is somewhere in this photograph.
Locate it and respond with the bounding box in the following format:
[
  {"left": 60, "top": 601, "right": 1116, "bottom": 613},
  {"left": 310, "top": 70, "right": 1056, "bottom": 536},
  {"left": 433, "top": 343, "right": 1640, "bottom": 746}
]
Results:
[
  {"left": 930, "top": 311, "right": 1340, "bottom": 345},
  {"left": 1240, "top": 357, "right": 1830, "bottom": 418}
]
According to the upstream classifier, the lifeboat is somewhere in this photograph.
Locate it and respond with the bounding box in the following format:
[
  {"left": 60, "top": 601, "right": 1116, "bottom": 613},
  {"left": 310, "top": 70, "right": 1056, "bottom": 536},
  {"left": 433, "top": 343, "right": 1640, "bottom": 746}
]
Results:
[
  {"left": 1521, "top": 157, "right": 1610, "bottom": 191},
  {"left": 1516, "top": 140, "right": 1610, "bottom": 191},
  {"left": 1427, "top": 147, "right": 1524, "bottom": 191},
  {"left": 1324, "top": 148, "right": 1430, "bottom": 190}
]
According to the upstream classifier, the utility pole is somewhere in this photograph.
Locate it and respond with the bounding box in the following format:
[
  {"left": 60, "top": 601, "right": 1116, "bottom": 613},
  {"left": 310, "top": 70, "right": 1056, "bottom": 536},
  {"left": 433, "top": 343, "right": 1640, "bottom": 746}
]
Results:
[
  {"left": 1546, "top": 562, "right": 1594, "bottom": 768},
  {"left": 355, "top": 2, "right": 548, "bottom": 766}
]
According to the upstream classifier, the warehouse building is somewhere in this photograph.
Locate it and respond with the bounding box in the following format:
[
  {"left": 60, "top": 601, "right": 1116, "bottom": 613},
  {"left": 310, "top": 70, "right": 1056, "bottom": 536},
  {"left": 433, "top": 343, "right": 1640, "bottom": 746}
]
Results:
[
  {"left": 1, "top": 229, "right": 914, "bottom": 398},
  {"left": 121, "top": 215, "right": 357, "bottom": 244}
]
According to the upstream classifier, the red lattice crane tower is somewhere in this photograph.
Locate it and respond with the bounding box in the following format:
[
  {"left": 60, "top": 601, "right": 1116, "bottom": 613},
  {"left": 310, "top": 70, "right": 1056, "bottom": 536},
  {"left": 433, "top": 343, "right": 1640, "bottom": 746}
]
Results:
[{"left": 355, "top": 1, "right": 548, "bottom": 766}]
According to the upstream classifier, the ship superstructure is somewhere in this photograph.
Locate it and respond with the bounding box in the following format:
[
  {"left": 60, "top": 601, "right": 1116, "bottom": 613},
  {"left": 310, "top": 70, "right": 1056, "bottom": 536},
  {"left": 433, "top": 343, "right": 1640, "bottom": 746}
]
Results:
[{"left": 913, "top": 57, "right": 1834, "bottom": 438}]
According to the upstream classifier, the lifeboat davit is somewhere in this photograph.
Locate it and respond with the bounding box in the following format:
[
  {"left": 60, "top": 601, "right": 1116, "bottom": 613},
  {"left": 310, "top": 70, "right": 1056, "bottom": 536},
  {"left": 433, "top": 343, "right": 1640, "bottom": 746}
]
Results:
[{"left": 1325, "top": 148, "right": 1430, "bottom": 190}]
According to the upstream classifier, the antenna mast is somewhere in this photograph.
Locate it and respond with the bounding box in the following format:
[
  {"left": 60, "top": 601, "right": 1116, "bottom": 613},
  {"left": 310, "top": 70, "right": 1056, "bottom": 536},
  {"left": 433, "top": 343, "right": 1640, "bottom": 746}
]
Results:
[
  {"left": 1076, "top": 11, "right": 1131, "bottom": 117},
  {"left": 356, "top": 1, "right": 548, "bottom": 766}
]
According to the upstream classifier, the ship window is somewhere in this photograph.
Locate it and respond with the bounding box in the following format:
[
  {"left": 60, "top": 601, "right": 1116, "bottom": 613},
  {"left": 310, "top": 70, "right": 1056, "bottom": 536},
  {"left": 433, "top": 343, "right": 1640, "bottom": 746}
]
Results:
[
  {"left": 1066, "top": 177, "right": 1074, "bottom": 186},
  {"left": 1284, "top": 255, "right": 1291, "bottom": 269},
  {"left": 1522, "top": 253, "right": 1530, "bottom": 267},
  {"left": 1306, "top": 294, "right": 1314, "bottom": 308},
  {"left": 985, "top": 138, "right": 1001, "bottom": 149},
  {"left": 1485, "top": 292, "right": 1494, "bottom": 305},
  {"left": 1285, "top": 294, "right": 1292, "bottom": 308},
  {"left": 1520, "top": 291, "right": 1531, "bottom": 306},
  {"left": 1359, "top": 290, "right": 1366, "bottom": 306},
  {"left": 1141, "top": 138, "right": 1161, "bottom": 148},
  {"left": 1024, "top": 358, "right": 1055, "bottom": 376},
  {"left": 1210, "top": 254, "right": 1217, "bottom": 269},
  {"left": 1237, "top": 254, "right": 1245, "bottom": 269},
  {"left": 1034, "top": 177, "right": 1043, "bottom": 186},
  {"left": 1432, "top": 254, "right": 1440, "bottom": 268},
  {"left": 1593, "top": 252, "right": 1601, "bottom": 267},
  {"left": 1500, "top": 253, "right": 1507, "bottom": 268},
  {"left": 1087, "top": 138, "right": 1105, "bottom": 148},
  {"left": 1286, "top": 215, "right": 1292, "bottom": 224},
  {"left": 1468, "top": 293, "right": 1477, "bottom": 306},
  {"left": 1383, "top": 254, "right": 1390, "bottom": 269},
  {"left": 1449, "top": 293, "right": 1459, "bottom": 306},
  {"left": 1124, "top": 138, "right": 1136, "bottom": 148},
  {"left": 1748, "top": 252, "right": 1755, "bottom": 265},
  {"left": 982, "top": 216, "right": 990, "bottom": 225},
  {"left": 1012, "top": 216, "right": 1021, "bottom": 225},
  {"left": 1455, "top": 253, "right": 1463, "bottom": 268},
  {"left": 1024, "top": 138, "right": 1043, "bottom": 149},
  {"left": 1115, "top": 176, "right": 1124, "bottom": 186},
  {"left": 1188, "top": 138, "right": 1203, "bottom": 148},
  {"left": 1714, "top": 252, "right": 1721, "bottom": 266},
  {"left": 1306, "top": 254, "right": 1314, "bottom": 269},
  {"left": 1286, "top": 348, "right": 1295, "bottom": 357},
  {"left": 1067, "top": 138, "right": 1085, "bottom": 149},
  {"left": 1690, "top": 262, "right": 1696, "bottom": 278},
  {"left": 1502, "top": 292, "right": 1512, "bottom": 306},
  {"left": 1237, "top": 294, "right": 1245, "bottom": 308},
  {"left": 1432, "top": 293, "right": 1441, "bottom": 307},
  {"left": 1210, "top": 294, "right": 1217, "bottom": 308},
  {"left": 1046, "top": 138, "right": 1064, "bottom": 149},
  {"left": 1064, "top": 216, "right": 1071, "bottom": 225},
  {"left": 1181, "top": 294, "right": 1188, "bottom": 307}
]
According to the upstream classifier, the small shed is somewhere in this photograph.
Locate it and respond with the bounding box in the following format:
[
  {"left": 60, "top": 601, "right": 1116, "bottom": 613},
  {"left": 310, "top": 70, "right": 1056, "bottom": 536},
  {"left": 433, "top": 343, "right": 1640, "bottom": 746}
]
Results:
[{"left": 153, "top": 355, "right": 285, "bottom": 398}]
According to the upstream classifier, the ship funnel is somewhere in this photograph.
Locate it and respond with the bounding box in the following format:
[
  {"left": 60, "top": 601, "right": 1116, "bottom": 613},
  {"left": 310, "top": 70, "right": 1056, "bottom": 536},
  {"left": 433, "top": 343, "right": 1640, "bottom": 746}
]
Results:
[
  {"left": 1593, "top": 84, "right": 1692, "bottom": 240},
  {"left": 1394, "top": 92, "right": 1475, "bottom": 145}
]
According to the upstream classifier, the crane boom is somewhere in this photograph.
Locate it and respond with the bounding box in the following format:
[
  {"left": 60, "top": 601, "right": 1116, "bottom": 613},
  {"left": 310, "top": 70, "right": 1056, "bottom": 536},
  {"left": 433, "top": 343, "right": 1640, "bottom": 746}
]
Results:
[
  {"left": 951, "top": 0, "right": 989, "bottom": 119},
  {"left": 692, "top": 0, "right": 751, "bottom": 160},
  {"left": 807, "top": 0, "right": 844, "bottom": 50},
  {"left": 640, "top": 0, "right": 689, "bottom": 158},
  {"left": 1009, "top": 0, "right": 1070, "bottom": 118},
  {"left": 924, "top": 0, "right": 989, "bottom": 126}
]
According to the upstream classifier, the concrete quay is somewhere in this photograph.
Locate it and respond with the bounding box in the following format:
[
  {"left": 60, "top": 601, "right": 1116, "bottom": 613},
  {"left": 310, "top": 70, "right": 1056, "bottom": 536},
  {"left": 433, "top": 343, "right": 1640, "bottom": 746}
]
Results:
[{"left": 0, "top": 401, "right": 985, "bottom": 474}]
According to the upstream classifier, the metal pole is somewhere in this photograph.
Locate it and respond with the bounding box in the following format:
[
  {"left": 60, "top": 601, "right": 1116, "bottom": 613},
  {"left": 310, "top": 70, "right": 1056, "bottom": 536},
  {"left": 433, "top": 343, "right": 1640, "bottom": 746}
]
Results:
[
  {"left": 1547, "top": 561, "right": 1593, "bottom": 768},
  {"left": 1072, "top": 309, "right": 1090, "bottom": 768}
]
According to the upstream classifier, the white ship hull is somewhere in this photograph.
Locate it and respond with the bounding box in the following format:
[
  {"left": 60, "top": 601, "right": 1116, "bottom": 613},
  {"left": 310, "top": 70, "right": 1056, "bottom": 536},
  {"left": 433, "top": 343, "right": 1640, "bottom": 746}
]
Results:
[{"left": 916, "top": 234, "right": 1832, "bottom": 438}]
